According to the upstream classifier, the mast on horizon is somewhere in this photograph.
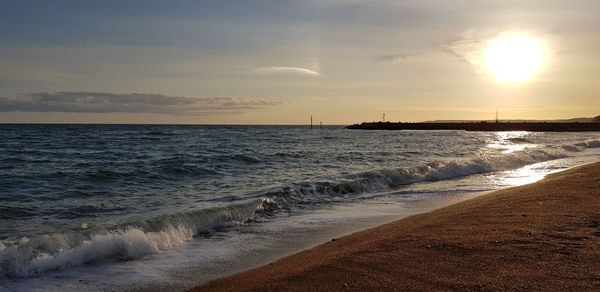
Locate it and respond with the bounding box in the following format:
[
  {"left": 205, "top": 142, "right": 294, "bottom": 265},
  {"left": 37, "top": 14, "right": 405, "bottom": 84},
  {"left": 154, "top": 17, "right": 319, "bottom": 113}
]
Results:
[{"left": 496, "top": 110, "right": 498, "bottom": 123}]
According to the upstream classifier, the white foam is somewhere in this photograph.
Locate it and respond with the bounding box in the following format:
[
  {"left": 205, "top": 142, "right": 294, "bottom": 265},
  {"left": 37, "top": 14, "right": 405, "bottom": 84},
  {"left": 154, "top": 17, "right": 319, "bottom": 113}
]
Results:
[
  {"left": 0, "top": 199, "right": 269, "bottom": 278},
  {"left": 1, "top": 226, "right": 192, "bottom": 277},
  {"left": 344, "top": 143, "right": 583, "bottom": 193},
  {"left": 1, "top": 139, "right": 597, "bottom": 279}
]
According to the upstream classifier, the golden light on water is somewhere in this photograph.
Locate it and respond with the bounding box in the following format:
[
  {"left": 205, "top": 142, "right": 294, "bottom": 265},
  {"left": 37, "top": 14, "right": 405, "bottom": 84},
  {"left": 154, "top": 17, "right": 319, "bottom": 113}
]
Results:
[
  {"left": 484, "top": 32, "right": 547, "bottom": 83},
  {"left": 486, "top": 131, "right": 537, "bottom": 153},
  {"left": 499, "top": 164, "right": 547, "bottom": 186}
]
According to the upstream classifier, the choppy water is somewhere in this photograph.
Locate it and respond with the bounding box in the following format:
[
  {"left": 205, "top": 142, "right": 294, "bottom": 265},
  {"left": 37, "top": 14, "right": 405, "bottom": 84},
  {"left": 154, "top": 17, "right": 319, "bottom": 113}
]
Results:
[{"left": 0, "top": 124, "right": 598, "bottom": 290}]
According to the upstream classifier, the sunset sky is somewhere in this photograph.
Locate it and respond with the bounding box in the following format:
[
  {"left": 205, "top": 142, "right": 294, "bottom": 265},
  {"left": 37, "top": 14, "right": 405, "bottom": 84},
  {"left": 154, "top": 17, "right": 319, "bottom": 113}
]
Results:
[{"left": 1, "top": 0, "right": 599, "bottom": 124}]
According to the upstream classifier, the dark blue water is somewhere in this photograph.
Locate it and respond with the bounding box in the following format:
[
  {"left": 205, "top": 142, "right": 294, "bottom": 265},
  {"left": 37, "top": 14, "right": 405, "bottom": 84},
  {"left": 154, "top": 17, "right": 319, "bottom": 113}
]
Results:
[
  {"left": 0, "top": 125, "right": 480, "bottom": 239},
  {"left": 0, "top": 124, "right": 598, "bottom": 281}
]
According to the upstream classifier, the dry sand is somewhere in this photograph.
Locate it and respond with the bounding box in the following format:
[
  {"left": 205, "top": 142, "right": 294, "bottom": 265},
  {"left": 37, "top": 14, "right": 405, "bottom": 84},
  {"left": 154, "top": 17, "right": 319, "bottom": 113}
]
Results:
[{"left": 191, "top": 162, "right": 600, "bottom": 291}]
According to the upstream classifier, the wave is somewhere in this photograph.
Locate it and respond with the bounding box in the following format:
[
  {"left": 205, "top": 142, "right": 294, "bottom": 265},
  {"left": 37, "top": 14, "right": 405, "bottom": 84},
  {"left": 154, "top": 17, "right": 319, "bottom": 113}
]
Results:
[
  {"left": 86, "top": 169, "right": 133, "bottom": 180},
  {"left": 506, "top": 137, "right": 534, "bottom": 144},
  {"left": 229, "top": 154, "right": 262, "bottom": 164},
  {"left": 586, "top": 140, "right": 600, "bottom": 148},
  {"left": 6, "top": 163, "right": 221, "bottom": 183},
  {"left": 0, "top": 206, "right": 37, "bottom": 219},
  {"left": 1, "top": 139, "right": 597, "bottom": 278},
  {"left": 84, "top": 164, "right": 221, "bottom": 181},
  {"left": 158, "top": 164, "right": 221, "bottom": 176},
  {"left": 144, "top": 131, "right": 177, "bottom": 136},
  {"left": 0, "top": 199, "right": 269, "bottom": 278},
  {"left": 259, "top": 139, "right": 598, "bottom": 206},
  {"left": 0, "top": 157, "right": 28, "bottom": 163}
]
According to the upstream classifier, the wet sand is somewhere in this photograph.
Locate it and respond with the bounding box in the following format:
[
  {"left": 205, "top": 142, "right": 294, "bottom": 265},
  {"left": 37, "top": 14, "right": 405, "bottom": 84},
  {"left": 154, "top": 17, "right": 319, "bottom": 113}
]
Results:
[{"left": 191, "top": 162, "right": 600, "bottom": 291}]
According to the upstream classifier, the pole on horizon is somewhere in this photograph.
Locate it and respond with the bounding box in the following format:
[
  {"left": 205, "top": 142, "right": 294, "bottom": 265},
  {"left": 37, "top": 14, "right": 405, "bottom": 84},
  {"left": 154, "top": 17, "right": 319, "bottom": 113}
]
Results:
[
  {"left": 310, "top": 115, "right": 313, "bottom": 129},
  {"left": 383, "top": 113, "right": 386, "bottom": 122},
  {"left": 496, "top": 110, "right": 498, "bottom": 123},
  {"left": 320, "top": 121, "right": 322, "bottom": 129}
]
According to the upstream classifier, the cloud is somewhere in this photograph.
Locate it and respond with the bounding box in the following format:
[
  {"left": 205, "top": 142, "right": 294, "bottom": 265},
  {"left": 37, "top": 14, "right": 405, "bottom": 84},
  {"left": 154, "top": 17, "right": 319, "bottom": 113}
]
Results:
[
  {"left": 252, "top": 66, "right": 320, "bottom": 77},
  {"left": 440, "top": 30, "right": 486, "bottom": 66},
  {"left": 0, "top": 92, "right": 282, "bottom": 114},
  {"left": 372, "top": 53, "right": 413, "bottom": 63}
]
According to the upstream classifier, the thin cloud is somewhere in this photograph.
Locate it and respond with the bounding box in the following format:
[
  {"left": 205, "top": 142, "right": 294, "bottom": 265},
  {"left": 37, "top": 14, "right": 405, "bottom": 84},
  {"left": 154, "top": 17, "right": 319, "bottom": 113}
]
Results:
[
  {"left": 0, "top": 92, "right": 283, "bottom": 115},
  {"left": 372, "top": 53, "right": 413, "bottom": 63},
  {"left": 252, "top": 66, "right": 320, "bottom": 77},
  {"left": 441, "top": 32, "right": 484, "bottom": 66}
]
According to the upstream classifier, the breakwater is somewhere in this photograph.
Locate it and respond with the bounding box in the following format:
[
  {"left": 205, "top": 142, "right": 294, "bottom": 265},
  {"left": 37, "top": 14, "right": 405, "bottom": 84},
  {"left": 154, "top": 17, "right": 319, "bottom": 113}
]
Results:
[{"left": 347, "top": 122, "right": 600, "bottom": 132}]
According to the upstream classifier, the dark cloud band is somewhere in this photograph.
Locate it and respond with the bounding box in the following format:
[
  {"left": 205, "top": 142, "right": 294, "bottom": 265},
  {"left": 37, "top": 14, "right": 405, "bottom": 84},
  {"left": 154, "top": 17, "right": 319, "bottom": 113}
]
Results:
[{"left": 0, "top": 92, "right": 282, "bottom": 114}]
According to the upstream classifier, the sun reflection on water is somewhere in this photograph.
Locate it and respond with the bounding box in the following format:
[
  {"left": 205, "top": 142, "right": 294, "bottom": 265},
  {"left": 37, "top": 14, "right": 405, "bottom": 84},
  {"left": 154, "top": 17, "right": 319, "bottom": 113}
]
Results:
[
  {"left": 486, "top": 131, "right": 538, "bottom": 154},
  {"left": 496, "top": 163, "right": 548, "bottom": 186}
]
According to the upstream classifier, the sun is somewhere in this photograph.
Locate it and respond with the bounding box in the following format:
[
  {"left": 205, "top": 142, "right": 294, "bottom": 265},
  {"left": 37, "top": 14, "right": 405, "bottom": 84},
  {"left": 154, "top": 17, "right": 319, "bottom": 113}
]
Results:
[{"left": 484, "top": 32, "right": 546, "bottom": 83}]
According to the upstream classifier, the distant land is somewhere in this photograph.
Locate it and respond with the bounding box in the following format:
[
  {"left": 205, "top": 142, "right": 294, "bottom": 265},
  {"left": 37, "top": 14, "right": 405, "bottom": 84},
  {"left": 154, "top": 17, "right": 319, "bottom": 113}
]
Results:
[
  {"left": 423, "top": 116, "right": 600, "bottom": 123},
  {"left": 347, "top": 115, "right": 600, "bottom": 132}
]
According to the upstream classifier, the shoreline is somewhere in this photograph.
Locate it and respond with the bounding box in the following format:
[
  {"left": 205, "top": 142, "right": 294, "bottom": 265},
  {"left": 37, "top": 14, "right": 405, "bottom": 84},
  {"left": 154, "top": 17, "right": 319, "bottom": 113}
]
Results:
[{"left": 191, "top": 161, "right": 600, "bottom": 291}]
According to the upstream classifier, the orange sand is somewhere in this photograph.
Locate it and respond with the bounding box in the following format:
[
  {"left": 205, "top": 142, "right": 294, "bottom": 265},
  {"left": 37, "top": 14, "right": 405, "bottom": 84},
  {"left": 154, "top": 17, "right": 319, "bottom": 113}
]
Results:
[{"left": 191, "top": 162, "right": 600, "bottom": 291}]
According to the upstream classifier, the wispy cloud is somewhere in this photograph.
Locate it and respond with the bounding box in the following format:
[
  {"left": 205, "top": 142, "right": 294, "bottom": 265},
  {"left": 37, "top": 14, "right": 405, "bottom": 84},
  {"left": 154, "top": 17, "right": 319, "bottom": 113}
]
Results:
[
  {"left": 252, "top": 66, "right": 320, "bottom": 77},
  {"left": 441, "top": 30, "right": 486, "bottom": 68},
  {"left": 372, "top": 53, "right": 413, "bottom": 63},
  {"left": 0, "top": 92, "right": 282, "bottom": 114}
]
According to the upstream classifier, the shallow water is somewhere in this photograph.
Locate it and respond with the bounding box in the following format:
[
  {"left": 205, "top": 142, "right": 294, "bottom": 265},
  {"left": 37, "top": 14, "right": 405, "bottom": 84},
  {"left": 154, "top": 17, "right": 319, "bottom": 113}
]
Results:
[{"left": 0, "top": 125, "right": 598, "bottom": 290}]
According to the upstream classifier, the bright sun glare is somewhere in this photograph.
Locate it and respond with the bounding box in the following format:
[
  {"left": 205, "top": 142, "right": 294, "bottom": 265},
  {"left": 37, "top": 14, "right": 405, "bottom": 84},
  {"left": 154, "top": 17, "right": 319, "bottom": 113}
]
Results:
[{"left": 484, "top": 32, "right": 546, "bottom": 83}]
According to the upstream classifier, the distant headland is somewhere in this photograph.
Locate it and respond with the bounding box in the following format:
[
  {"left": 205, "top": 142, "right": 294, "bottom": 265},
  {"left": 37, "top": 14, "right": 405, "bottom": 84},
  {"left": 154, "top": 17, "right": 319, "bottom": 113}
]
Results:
[{"left": 347, "top": 115, "right": 600, "bottom": 132}]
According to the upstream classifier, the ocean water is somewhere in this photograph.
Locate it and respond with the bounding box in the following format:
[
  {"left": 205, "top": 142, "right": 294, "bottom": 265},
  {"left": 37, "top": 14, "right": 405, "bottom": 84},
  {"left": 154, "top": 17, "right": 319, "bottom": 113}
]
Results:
[{"left": 0, "top": 124, "right": 599, "bottom": 291}]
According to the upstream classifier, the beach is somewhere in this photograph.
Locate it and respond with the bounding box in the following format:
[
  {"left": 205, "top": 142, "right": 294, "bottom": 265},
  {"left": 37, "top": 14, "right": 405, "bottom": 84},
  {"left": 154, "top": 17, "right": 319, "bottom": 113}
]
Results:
[
  {"left": 3, "top": 2, "right": 600, "bottom": 291},
  {"left": 193, "top": 161, "right": 600, "bottom": 291}
]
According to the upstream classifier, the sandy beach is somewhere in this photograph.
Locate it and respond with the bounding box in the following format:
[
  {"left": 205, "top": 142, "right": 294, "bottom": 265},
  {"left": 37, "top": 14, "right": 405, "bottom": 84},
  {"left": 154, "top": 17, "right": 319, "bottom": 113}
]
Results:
[{"left": 192, "top": 162, "right": 600, "bottom": 291}]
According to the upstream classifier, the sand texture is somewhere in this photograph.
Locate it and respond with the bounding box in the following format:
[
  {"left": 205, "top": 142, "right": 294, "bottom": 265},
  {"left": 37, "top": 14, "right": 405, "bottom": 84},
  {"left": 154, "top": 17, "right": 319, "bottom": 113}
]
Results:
[{"left": 191, "top": 162, "right": 600, "bottom": 291}]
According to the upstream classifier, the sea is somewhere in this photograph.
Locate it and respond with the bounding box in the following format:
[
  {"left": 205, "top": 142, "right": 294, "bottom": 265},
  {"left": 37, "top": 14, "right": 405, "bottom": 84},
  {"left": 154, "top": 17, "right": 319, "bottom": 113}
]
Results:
[{"left": 0, "top": 124, "right": 599, "bottom": 291}]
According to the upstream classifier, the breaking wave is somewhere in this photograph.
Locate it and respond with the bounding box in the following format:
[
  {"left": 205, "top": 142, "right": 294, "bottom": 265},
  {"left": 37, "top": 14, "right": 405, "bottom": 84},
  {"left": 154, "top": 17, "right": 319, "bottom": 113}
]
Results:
[
  {"left": 1, "top": 139, "right": 597, "bottom": 278},
  {"left": 0, "top": 199, "right": 270, "bottom": 278},
  {"left": 259, "top": 139, "right": 598, "bottom": 206}
]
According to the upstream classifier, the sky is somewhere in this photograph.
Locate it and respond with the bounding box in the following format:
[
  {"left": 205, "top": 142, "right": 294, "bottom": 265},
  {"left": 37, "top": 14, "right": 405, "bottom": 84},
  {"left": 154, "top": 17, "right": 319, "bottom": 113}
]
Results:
[{"left": 0, "top": 0, "right": 599, "bottom": 124}]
